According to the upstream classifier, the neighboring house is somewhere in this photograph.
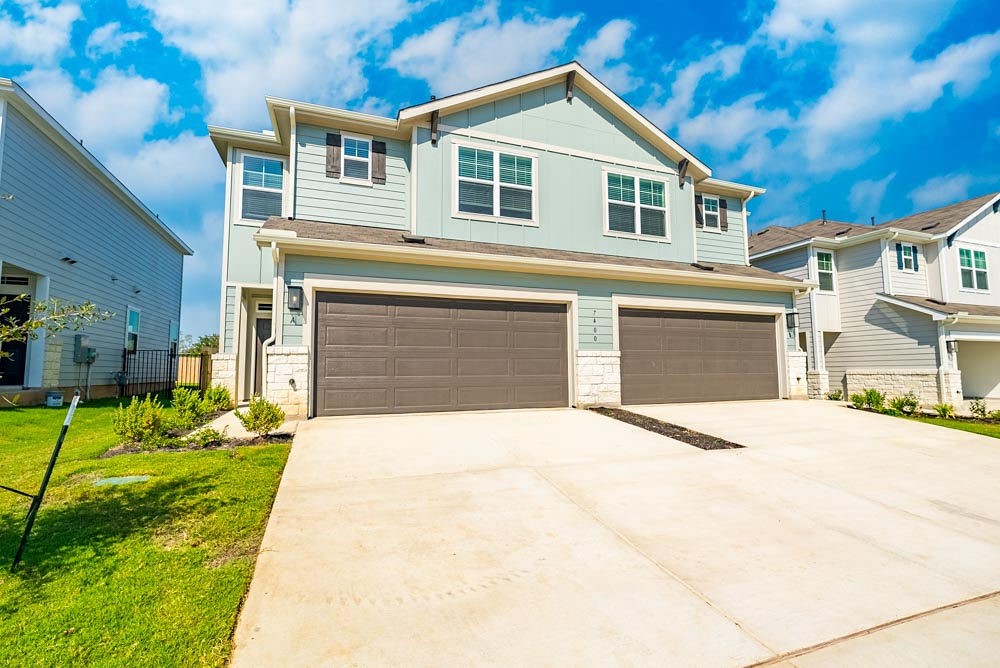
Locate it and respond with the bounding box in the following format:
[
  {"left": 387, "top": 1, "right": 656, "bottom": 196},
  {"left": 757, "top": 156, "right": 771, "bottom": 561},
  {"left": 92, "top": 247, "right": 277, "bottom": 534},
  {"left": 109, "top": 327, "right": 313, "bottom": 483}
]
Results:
[
  {"left": 750, "top": 193, "right": 1000, "bottom": 405},
  {"left": 0, "top": 79, "right": 192, "bottom": 404},
  {"left": 207, "top": 62, "right": 808, "bottom": 418}
]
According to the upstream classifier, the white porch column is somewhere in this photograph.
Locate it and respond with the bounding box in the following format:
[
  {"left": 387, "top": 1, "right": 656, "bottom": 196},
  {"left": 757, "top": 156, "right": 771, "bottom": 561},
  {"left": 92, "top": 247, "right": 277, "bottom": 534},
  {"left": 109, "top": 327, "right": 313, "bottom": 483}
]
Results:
[{"left": 25, "top": 274, "right": 48, "bottom": 387}]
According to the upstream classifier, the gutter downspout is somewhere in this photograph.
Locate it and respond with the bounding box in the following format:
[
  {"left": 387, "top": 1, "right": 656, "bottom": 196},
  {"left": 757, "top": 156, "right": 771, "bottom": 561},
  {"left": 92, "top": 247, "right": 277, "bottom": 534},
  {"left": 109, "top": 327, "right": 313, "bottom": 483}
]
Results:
[
  {"left": 882, "top": 231, "right": 898, "bottom": 295},
  {"left": 260, "top": 242, "right": 279, "bottom": 399},
  {"left": 937, "top": 314, "right": 961, "bottom": 404},
  {"left": 288, "top": 106, "right": 297, "bottom": 219}
]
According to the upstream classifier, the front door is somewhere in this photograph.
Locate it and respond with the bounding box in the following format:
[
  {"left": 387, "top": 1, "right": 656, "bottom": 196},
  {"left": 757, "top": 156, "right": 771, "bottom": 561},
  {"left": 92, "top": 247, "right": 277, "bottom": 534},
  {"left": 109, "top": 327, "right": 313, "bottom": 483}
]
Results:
[
  {"left": 253, "top": 317, "right": 272, "bottom": 397},
  {"left": 0, "top": 297, "right": 30, "bottom": 386}
]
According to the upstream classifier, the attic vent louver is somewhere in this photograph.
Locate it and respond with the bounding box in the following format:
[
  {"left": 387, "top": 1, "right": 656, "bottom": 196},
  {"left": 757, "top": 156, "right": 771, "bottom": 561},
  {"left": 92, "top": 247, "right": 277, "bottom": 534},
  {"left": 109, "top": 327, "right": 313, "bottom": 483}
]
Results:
[
  {"left": 401, "top": 233, "right": 426, "bottom": 244},
  {"left": 692, "top": 262, "right": 715, "bottom": 271},
  {"left": 920, "top": 223, "right": 938, "bottom": 231},
  {"left": 835, "top": 228, "right": 851, "bottom": 236}
]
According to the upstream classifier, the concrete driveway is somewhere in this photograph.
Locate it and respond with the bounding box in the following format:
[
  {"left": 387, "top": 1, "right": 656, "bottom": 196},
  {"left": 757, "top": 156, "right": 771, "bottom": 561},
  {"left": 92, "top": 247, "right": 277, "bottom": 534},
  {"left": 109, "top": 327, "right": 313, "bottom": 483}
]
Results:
[{"left": 232, "top": 402, "right": 1000, "bottom": 666}]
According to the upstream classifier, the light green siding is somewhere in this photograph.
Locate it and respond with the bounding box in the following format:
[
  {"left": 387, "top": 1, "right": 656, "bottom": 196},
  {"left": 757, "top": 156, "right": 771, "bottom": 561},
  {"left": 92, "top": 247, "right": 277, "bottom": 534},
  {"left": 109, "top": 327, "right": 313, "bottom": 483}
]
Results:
[
  {"left": 696, "top": 193, "right": 748, "bottom": 265},
  {"left": 227, "top": 224, "right": 274, "bottom": 285},
  {"left": 280, "top": 255, "right": 792, "bottom": 349},
  {"left": 294, "top": 124, "right": 410, "bottom": 228},
  {"left": 416, "top": 85, "right": 698, "bottom": 264}
]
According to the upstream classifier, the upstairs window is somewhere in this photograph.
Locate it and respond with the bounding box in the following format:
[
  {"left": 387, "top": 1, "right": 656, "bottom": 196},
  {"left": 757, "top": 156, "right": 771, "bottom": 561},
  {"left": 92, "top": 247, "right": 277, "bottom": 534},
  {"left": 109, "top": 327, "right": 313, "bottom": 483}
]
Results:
[
  {"left": 342, "top": 136, "right": 371, "bottom": 181},
  {"left": 456, "top": 145, "right": 535, "bottom": 221},
  {"left": 241, "top": 155, "right": 283, "bottom": 221},
  {"left": 960, "top": 248, "right": 989, "bottom": 291},
  {"left": 125, "top": 306, "right": 141, "bottom": 352},
  {"left": 902, "top": 245, "right": 916, "bottom": 271},
  {"left": 702, "top": 196, "right": 721, "bottom": 231},
  {"left": 816, "top": 251, "right": 836, "bottom": 292},
  {"left": 606, "top": 172, "right": 667, "bottom": 238}
]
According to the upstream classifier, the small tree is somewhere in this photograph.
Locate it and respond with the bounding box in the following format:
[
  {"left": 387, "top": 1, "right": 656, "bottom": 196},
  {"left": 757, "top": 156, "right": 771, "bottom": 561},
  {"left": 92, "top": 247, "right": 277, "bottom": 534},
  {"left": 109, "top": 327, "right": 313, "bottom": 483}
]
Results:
[{"left": 181, "top": 333, "right": 219, "bottom": 355}]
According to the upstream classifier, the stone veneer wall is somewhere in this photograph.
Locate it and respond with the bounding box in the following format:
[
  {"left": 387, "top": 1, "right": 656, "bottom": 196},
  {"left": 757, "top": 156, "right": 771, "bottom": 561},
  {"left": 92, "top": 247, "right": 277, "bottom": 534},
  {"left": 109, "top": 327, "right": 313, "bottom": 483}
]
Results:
[
  {"left": 42, "top": 341, "right": 62, "bottom": 388},
  {"left": 264, "top": 346, "right": 310, "bottom": 418},
  {"left": 939, "top": 369, "right": 963, "bottom": 405},
  {"left": 807, "top": 370, "right": 830, "bottom": 400},
  {"left": 210, "top": 353, "right": 237, "bottom": 402},
  {"left": 575, "top": 350, "right": 621, "bottom": 406},
  {"left": 845, "top": 369, "right": 958, "bottom": 406},
  {"left": 786, "top": 351, "right": 808, "bottom": 400}
]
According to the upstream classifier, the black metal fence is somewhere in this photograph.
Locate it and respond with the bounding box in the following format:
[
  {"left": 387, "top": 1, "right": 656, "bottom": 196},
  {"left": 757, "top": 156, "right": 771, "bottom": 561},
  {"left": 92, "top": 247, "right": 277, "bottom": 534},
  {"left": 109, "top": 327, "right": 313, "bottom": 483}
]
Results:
[{"left": 118, "top": 349, "right": 212, "bottom": 399}]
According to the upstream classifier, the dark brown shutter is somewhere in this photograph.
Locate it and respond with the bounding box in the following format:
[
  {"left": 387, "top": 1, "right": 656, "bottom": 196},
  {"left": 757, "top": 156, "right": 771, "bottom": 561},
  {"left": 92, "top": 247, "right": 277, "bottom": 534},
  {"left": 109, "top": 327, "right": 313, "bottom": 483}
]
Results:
[
  {"left": 695, "top": 194, "right": 704, "bottom": 228},
  {"left": 326, "top": 133, "right": 342, "bottom": 178},
  {"left": 719, "top": 197, "right": 729, "bottom": 232},
  {"left": 371, "top": 141, "right": 387, "bottom": 185}
]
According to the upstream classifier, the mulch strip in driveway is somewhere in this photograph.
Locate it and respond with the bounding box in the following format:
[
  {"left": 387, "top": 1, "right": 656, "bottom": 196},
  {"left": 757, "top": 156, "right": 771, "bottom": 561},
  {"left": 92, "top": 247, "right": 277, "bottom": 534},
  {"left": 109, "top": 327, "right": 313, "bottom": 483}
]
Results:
[{"left": 591, "top": 407, "right": 746, "bottom": 450}]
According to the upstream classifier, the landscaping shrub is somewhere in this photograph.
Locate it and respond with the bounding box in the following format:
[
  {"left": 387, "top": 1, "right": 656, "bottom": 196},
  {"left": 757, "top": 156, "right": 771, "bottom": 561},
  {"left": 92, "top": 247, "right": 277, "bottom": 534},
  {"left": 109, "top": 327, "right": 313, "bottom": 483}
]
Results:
[
  {"left": 113, "top": 394, "right": 169, "bottom": 446},
  {"left": 849, "top": 393, "right": 867, "bottom": 409},
  {"left": 864, "top": 388, "right": 886, "bottom": 411},
  {"left": 932, "top": 403, "right": 956, "bottom": 419},
  {"left": 185, "top": 426, "right": 229, "bottom": 449},
  {"left": 970, "top": 399, "right": 988, "bottom": 420},
  {"left": 887, "top": 392, "right": 920, "bottom": 416},
  {"left": 171, "top": 387, "right": 206, "bottom": 430},
  {"left": 203, "top": 385, "right": 233, "bottom": 412},
  {"left": 234, "top": 396, "right": 285, "bottom": 439},
  {"left": 826, "top": 389, "right": 843, "bottom": 401}
]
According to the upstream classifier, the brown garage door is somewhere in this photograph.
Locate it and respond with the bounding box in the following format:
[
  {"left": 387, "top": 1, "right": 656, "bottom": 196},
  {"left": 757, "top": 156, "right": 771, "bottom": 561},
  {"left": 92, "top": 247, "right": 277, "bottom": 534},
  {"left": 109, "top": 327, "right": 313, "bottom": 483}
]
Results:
[
  {"left": 314, "top": 292, "right": 569, "bottom": 416},
  {"left": 619, "top": 309, "right": 779, "bottom": 404}
]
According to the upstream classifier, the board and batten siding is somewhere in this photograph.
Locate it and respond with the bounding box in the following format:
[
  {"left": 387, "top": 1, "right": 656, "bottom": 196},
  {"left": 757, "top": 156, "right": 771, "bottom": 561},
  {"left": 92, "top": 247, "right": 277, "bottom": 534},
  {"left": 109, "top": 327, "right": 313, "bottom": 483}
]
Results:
[
  {"left": 0, "top": 105, "right": 183, "bottom": 385},
  {"left": 888, "top": 242, "right": 929, "bottom": 297},
  {"left": 415, "top": 84, "right": 702, "bottom": 265},
  {"left": 294, "top": 124, "right": 410, "bottom": 229},
  {"left": 824, "top": 241, "right": 939, "bottom": 391},
  {"left": 695, "top": 194, "right": 748, "bottom": 266},
  {"left": 278, "top": 255, "right": 791, "bottom": 352}
]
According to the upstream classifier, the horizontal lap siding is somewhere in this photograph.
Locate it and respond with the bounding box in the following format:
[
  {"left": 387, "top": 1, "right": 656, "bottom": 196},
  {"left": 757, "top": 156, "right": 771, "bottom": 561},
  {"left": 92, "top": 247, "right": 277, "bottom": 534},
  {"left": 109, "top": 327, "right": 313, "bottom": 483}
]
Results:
[
  {"left": 0, "top": 106, "right": 183, "bottom": 385},
  {"left": 294, "top": 124, "right": 409, "bottom": 229},
  {"left": 755, "top": 248, "right": 812, "bottom": 343},
  {"left": 824, "top": 242, "right": 938, "bottom": 391},
  {"left": 889, "top": 243, "right": 929, "bottom": 297},
  {"left": 696, "top": 196, "right": 747, "bottom": 266}
]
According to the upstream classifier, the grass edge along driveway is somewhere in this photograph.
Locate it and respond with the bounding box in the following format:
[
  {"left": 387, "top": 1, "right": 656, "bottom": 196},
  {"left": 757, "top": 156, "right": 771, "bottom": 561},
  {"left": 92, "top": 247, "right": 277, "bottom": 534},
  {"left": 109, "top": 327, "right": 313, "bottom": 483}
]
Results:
[{"left": 0, "top": 398, "right": 290, "bottom": 667}]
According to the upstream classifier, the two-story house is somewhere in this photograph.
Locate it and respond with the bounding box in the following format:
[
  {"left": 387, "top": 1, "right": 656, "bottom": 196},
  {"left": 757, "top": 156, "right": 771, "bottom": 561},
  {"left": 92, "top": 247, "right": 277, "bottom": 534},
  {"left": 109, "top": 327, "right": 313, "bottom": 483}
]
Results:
[
  {"left": 750, "top": 193, "right": 1000, "bottom": 405},
  {"left": 0, "top": 78, "right": 191, "bottom": 405},
  {"left": 207, "top": 62, "right": 808, "bottom": 418}
]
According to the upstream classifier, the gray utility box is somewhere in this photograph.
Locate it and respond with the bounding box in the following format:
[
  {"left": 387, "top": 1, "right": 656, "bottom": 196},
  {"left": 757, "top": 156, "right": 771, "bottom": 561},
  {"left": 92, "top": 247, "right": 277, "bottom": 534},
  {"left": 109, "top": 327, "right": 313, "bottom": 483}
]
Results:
[{"left": 73, "top": 334, "right": 98, "bottom": 364}]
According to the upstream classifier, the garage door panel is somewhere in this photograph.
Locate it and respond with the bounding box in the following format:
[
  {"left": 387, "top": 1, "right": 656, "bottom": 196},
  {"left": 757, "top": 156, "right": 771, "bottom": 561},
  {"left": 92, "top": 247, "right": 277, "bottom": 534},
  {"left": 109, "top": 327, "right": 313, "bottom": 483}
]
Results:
[
  {"left": 315, "top": 293, "right": 568, "bottom": 416},
  {"left": 620, "top": 308, "right": 779, "bottom": 404}
]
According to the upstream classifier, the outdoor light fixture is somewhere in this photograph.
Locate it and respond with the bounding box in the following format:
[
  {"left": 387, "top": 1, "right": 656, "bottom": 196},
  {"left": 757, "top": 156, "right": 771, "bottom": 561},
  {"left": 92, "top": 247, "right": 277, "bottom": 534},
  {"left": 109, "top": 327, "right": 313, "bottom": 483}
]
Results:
[
  {"left": 785, "top": 311, "right": 799, "bottom": 331},
  {"left": 947, "top": 340, "right": 959, "bottom": 355},
  {"left": 287, "top": 286, "right": 304, "bottom": 311}
]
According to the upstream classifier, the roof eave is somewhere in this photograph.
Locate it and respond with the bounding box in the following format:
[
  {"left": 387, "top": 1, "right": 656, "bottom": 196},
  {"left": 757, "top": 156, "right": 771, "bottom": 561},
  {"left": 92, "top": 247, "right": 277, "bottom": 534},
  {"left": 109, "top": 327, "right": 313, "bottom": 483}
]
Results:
[
  {"left": 750, "top": 227, "right": 934, "bottom": 260},
  {"left": 699, "top": 178, "right": 766, "bottom": 198},
  {"left": 254, "top": 231, "right": 807, "bottom": 293},
  {"left": 929, "top": 193, "right": 1000, "bottom": 239}
]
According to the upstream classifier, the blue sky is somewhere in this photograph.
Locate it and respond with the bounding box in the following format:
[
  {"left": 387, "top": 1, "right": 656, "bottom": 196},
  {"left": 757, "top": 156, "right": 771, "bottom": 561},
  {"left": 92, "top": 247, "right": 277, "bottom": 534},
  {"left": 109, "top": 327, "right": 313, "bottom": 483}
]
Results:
[{"left": 1, "top": 0, "right": 999, "bottom": 337}]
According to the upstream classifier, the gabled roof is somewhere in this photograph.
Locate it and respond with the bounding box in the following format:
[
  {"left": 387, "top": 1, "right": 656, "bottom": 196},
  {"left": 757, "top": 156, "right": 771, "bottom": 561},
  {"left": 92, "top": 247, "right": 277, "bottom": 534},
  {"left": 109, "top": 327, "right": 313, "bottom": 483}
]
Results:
[
  {"left": 0, "top": 78, "right": 192, "bottom": 255},
  {"left": 875, "top": 192, "right": 1000, "bottom": 235},
  {"left": 877, "top": 294, "right": 1000, "bottom": 321},
  {"left": 748, "top": 219, "right": 871, "bottom": 255}
]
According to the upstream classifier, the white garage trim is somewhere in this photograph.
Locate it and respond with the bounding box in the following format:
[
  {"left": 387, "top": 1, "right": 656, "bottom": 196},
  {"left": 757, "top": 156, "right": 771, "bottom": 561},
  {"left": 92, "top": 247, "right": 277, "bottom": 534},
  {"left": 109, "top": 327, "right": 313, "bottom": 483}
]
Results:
[
  {"left": 947, "top": 330, "right": 1000, "bottom": 343},
  {"left": 300, "top": 274, "right": 579, "bottom": 414},
  {"left": 610, "top": 294, "right": 789, "bottom": 399}
]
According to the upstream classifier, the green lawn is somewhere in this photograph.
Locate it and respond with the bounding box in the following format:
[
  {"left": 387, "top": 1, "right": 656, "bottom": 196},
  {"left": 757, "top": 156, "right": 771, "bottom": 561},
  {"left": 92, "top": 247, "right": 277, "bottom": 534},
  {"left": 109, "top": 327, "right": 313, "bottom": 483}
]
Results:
[
  {"left": 909, "top": 415, "right": 1000, "bottom": 439},
  {"left": 0, "top": 397, "right": 290, "bottom": 666}
]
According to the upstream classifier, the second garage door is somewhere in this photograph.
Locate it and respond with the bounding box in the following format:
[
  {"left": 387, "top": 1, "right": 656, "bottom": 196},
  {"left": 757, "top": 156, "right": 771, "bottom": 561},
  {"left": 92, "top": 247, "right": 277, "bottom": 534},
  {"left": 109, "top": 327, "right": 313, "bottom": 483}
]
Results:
[
  {"left": 314, "top": 292, "right": 569, "bottom": 416},
  {"left": 619, "top": 309, "right": 780, "bottom": 404}
]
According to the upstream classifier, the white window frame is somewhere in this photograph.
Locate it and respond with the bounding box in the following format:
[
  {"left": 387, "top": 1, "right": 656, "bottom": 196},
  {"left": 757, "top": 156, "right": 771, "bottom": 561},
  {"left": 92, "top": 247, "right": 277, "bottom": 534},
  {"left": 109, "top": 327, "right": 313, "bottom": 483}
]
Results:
[
  {"left": 237, "top": 151, "right": 285, "bottom": 225},
  {"left": 125, "top": 305, "right": 141, "bottom": 352},
  {"left": 602, "top": 168, "right": 671, "bottom": 242},
  {"left": 959, "top": 247, "right": 990, "bottom": 292},
  {"left": 901, "top": 244, "right": 917, "bottom": 272},
  {"left": 168, "top": 319, "right": 179, "bottom": 355},
  {"left": 816, "top": 251, "right": 837, "bottom": 294},
  {"left": 451, "top": 140, "right": 538, "bottom": 225},
  {"left": 702, "top": 195, "right": 721, "bottom": 232},
  {"left": 340, "top": 133, "right": 373, "bottom": 185}
]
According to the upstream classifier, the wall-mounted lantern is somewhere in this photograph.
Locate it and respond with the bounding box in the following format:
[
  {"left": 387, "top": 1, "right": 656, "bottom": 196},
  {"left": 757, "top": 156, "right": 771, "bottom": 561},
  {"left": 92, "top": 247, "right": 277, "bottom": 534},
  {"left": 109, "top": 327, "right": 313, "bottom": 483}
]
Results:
[
  {"left": 785, "top": 311, "right": 799, "bottom": 331},
  {"left": 287, "top": 286, "right": 304, "bottom": 311}
]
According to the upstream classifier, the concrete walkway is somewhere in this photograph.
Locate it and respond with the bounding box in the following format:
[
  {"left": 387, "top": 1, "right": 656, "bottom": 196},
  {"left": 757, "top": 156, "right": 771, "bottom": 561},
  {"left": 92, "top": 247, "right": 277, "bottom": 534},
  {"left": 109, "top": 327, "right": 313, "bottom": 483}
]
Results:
[
  {"left": 201, "top": 408, "right": 299, "bottom": 440},
  {"left": 231, "top": 402, "right": 1000, "bottom": 666}
]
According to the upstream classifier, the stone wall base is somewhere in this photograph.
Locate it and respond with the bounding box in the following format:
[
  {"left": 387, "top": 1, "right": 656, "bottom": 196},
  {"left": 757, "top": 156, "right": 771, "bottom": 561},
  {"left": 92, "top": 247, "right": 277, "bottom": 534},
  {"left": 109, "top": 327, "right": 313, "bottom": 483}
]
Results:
[
  {"left": 576, "top": 350, "right": 621, "bottom": 407},
  {"left": 42, "top": 341, "right": 63, "bottom": 388},
  {"left": 807, "top": 370, "right": 830, "bottom": 400},
  {"left": 845, "top": 369, "right": 946, "bottom": 406},
  {"left": 786, "top": 351, "right": 808, "bottom": 400},
  {"left": 264, "top": 346, "right": 309, "bottom": 418},
  {"left": 210, "top": 353, "right": 237, "bottom": 403},
  {"left": 939, "top": 368, "right": 963, "bottom": 405}
]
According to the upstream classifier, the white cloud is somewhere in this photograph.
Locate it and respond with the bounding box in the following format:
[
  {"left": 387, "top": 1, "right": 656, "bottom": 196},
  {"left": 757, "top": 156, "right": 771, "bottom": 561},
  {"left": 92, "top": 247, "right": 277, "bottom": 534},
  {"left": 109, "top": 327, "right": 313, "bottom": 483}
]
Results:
[
  {"left": 388, "top": 2, "right": 580, "bottom": 97},
  {"left": 85, "top": 21, "right": 146, "bottom": 58},
  {"left": 641, "top": 44, "right": 747, "bottom": 131},
  {"left": 909, "top": 173, "right": 974, "bottom": 210},
  {"left": 0, "top": 0, "right": 80, "bottom": 64},
  {"left": 576, "top": 19, "right": 637, "bottom": 93},
  {"left": 18, "top": 67, "right": 173, "bottom": 155},
  {"left": 849, "top": 172, "right": 896, "bottom": 217},
  {"left": 134, "top": 0, "right": 416, "bottom": 127},
  {"left": 679, "top": 93, "right": 791, "bottom": 150}
]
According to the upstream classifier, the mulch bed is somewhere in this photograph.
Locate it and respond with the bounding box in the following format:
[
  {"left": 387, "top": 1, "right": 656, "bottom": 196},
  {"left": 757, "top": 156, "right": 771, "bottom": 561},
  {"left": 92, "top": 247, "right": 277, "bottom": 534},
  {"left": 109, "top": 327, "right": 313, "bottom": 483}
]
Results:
[
  {"left": 591, "top": 407, "right": 746, "bottom": 450},
  {"left": 101, "top": 433, "right": 293, "bottom": 458}
]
